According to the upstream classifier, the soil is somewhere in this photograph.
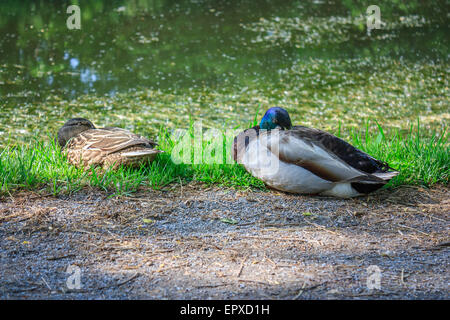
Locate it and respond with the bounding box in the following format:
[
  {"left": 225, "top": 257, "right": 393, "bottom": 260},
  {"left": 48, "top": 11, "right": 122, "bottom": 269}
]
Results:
[{"left": 0, "top": 184, "right": 448, "bottom": 300}]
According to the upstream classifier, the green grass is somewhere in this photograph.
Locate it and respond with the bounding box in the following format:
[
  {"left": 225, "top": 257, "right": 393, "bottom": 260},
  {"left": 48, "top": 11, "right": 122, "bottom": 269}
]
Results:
[
  {"left": 347, "top": 121, "right": 449, "bottom": 187},
  {"left": 0, "top": 121, "right": 448, "bottom": 197}
]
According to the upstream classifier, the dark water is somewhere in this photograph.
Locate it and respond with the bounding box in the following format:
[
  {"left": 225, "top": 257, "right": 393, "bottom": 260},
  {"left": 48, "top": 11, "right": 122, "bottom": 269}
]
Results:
[{"left": 0, "top": 0, "right": 448, "bottom": 143}]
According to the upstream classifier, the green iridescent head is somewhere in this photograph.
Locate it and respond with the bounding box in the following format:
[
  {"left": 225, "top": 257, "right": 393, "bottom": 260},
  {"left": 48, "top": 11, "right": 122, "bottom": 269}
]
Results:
[{"left": 259, "top": 107, "right": 292, "bottom": 130}]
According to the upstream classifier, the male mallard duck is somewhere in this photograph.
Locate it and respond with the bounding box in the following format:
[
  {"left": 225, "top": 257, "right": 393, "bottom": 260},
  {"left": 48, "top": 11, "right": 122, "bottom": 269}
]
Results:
[
  {"left": 233, "top": 107, "right": 399, "bottom": 198},
  {"left": 57, "top": 118, "right": 162, "bottom": 170}
]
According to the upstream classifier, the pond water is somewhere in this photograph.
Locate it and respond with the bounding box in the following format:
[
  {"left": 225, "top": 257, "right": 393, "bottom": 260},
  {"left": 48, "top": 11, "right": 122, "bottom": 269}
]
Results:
[{"left": 0, "top": 0, "right": 448, "bottom": 146}]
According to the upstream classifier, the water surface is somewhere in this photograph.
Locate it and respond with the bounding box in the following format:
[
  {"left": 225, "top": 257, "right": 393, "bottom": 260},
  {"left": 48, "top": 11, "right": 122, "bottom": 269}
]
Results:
[{"left": 0, "top": 0, "right": 448, "bottom": 145}]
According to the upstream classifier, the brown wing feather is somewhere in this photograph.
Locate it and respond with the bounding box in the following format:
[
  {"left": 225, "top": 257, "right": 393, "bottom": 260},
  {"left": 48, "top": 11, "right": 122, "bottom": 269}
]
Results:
[
  {"left": 68, "top": 128, "right": 156, "bottom": 155},
  {"left": 101, "top": 127, "right": 158, "bottom": 146},
  {"left": 64, "top": 127, "right": 158, "bottom": 168},
  {"left": 288, "top": 126, "right": 390, "bottom": 174}
]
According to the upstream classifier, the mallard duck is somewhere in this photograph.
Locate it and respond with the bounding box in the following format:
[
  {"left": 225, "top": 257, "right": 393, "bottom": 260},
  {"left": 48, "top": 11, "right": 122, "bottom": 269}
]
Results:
[
  {"left": 57, "top": 118, "right": 162, "bottom": 170},
  {"left": 233, "top": 107, "right": 399, "bottom": 198}
]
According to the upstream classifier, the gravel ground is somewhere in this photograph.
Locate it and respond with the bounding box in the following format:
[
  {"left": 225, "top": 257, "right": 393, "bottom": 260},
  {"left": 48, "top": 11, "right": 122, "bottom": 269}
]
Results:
[{"left": 0, "top": 184, "right": 448, "bottom": 300}]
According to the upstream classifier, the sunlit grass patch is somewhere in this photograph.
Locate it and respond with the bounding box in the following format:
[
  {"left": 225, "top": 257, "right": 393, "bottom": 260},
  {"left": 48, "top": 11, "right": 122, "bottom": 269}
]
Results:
[
  {"left": 346, "top": 121, "right": 449, "bottom": 187},
  {"left": 0, "top": 121, "right": 447, "bottom": 196}
]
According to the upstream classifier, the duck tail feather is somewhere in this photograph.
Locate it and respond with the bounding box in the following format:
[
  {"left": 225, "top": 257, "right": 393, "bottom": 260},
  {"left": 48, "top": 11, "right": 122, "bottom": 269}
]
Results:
[
  {"left": 371, "top": 171, "right": 399, "bottom": 181},
  {"left": 340, "top": 174, "right": 386, "bottom": 184},
  {"left": 121, "top": 150, "right": 163, "bottom": 158},
  {"left": 338, "top": 170, "right": 399, "bottom": 186}
]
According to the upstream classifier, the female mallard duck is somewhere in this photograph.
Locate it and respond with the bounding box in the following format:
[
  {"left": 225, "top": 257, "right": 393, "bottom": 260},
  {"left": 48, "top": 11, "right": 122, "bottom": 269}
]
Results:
[
  {"left": 57, "top": 118, "right": 162, "bottom": 170},
  {"left": 233, "top": 107, "right": 399, "bottom": 198}
]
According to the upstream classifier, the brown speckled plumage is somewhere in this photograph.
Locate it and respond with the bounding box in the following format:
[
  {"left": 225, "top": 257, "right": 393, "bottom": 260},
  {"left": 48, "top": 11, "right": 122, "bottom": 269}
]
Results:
[{"left": 62, "top": 126, "right": 161, "bottom": 170}]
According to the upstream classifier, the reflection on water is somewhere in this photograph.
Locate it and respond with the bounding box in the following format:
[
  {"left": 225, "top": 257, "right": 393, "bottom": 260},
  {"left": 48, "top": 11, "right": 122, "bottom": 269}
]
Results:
[
  {"left": 69, "top": 58, "right": 79, "bottom": 69},
  {"left": 0, "top": 0, "right": 448, "bottom": 145}
]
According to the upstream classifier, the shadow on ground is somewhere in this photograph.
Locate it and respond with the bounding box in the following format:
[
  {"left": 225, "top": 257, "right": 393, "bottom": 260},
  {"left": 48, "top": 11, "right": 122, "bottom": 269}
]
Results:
[{"left": 0, "top": 185, "right": 448, "bottom": 299}]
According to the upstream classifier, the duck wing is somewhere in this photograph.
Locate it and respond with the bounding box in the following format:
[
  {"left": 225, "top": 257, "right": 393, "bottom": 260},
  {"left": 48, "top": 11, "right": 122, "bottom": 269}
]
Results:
[
  {"left": 68, "top": 127, "right": 157, "bottom": 155},
  {"left": 290, "top": 126, "right": 391, "bottom": 174},
  {"left": 265, "top": 126, "right": 396, "bottom": 184}
]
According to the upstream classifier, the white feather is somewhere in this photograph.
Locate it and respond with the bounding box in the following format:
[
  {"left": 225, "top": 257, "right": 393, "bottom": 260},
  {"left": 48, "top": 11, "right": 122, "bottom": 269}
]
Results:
[
  {"left": 242, "top": 137, "right": 332, "bottom": 194},
  {"left": 122, "top": 150, "right": 162, "bottom": 157},
  {"left": 320, "top": 183, "right": 361, "bottom": 198}
]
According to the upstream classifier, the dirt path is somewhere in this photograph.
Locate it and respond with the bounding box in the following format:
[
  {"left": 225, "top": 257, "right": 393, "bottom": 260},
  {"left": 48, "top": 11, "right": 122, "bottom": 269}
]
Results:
[{"left": 0, "top": 185, "right": 448, "bottom": 299}]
